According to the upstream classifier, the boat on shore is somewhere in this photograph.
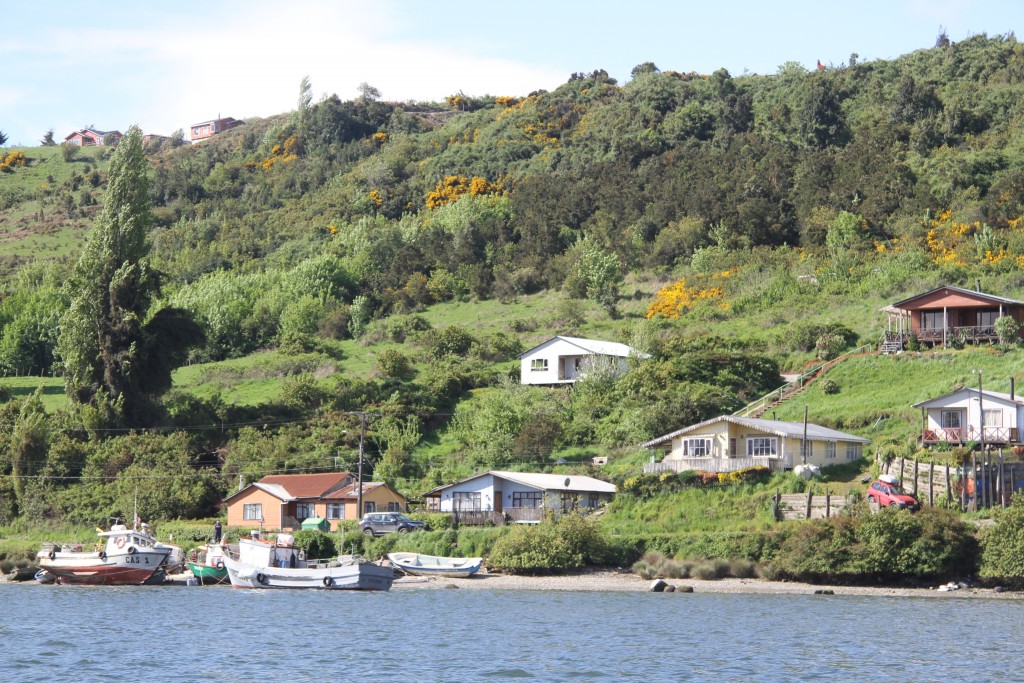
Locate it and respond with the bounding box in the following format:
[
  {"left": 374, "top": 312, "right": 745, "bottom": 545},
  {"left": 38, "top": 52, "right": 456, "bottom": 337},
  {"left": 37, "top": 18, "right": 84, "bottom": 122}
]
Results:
[
  {"left": 187, "top": 542, "right": 230, "bottom": 584},
  {"left": 36, "top": 521, "right": 184, "bottom": 586},
  {"left": 222, "top": 535, "right": 394, "bottom": 591},
  {"left": 387, "top": 552, "right": 483, "bottom": 578}
]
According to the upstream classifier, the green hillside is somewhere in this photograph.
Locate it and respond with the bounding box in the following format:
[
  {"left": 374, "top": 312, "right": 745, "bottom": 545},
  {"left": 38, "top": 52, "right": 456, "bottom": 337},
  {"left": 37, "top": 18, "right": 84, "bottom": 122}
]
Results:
[{"left": 1, "top": 33, "right": 1024, "bottom": 539}]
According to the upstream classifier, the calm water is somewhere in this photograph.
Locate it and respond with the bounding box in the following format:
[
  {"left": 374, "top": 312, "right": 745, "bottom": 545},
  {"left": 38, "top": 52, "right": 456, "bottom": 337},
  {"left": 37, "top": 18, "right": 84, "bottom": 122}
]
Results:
[{"left": 0, "top": 583, "right": 1020, "bottom": 682}]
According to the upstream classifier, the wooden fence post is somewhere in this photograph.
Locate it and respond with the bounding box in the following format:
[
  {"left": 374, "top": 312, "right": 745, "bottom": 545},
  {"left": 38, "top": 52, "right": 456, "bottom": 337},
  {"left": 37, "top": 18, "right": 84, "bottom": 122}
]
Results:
[
  {"left": 928, "top": 462, "right": 934, "bottom": 508},
  {"left": 825, "top": 489, "right": 831, "bottom": 519},
  {"left": 805, "top": 487, "right": 813, "bottom": 520},
  {"left": 912, "top": 459, "right": 919, "bottom": 496},
  {"left": 999, "top": 449, "right": 1005, "bottom": 508},
  {"left": 945, "top": 464, "right": 951, "bottom": 509}
]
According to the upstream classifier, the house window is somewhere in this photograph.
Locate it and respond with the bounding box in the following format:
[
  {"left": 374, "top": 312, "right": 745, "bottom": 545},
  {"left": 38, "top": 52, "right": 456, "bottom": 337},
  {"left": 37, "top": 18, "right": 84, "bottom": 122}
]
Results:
[
  {"left": 825, "top": 441, "right": 837, "bottom": 459},
  {"left": 682, "top": 438, "right": 712, "bottom": 457},
  {"left": 588, "top": 493, "right": 600, "bottom": 508},
  {"left": 295, "top": 503, "right": 313, "bottom": 520},
  {"left": 983, "top": 409, "right": 1003, "bottom": 428},
  {"left": 921, "top": 311, "right": 944, "bottom": 331},
  {"left": 978, "top": 311, "right": 998, "bottom": 329},
  {"left": 326, "top": 503, "right": 344, "bottom": 520},
  {"left": 846, "top": 442, "right": 862, "bottom": 461},
  {"left": 243, "top": 503, "right": 262, "bottom": 521},
  {"left": 560, "top": 492, "right": 575, "bottom": 512},
  {"left": 530, "top": 358, "right": 548, "bottom": 372},
  {"left": 746, "top": 437, "right": 778, "bottom": 457},
  {"left": 453, "top": 492, "right": 482, "bottom": 511},
  {"left": 363, "top": 501, "right": 376, "bottom": 515},
  {"left": 941, "top": 410, "right": 962, "bottom": 429},
  {"left": 388, "top": 501, "right": 401, "bottom": 512},
  {"left": 729, "top": 438, "right": 737, "bottom": 457},
  {"left": 512, "top": 491, "right": 544, "bottom": 508}
]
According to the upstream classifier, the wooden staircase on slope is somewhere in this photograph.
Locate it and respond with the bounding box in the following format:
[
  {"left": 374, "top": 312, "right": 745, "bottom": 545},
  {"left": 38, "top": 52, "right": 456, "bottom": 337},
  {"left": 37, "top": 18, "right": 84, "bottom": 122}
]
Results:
[{"left": 734, "top": 344, "right": 875, "bottom": 420}]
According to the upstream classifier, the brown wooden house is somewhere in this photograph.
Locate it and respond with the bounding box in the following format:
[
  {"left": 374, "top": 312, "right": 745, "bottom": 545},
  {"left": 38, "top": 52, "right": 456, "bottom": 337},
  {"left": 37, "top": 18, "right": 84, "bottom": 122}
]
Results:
[
  {"left": 880, "top": 285, "right": 1024, "bottom": 352},
  {"left": 190, "top": 116, "right": 243, "bottom": 141},
  {"left": 224, "top": 472, "right": 408, "bottom": 532},
  {"left": 64, "top": 128, "right": 122, "bottom": 146}
]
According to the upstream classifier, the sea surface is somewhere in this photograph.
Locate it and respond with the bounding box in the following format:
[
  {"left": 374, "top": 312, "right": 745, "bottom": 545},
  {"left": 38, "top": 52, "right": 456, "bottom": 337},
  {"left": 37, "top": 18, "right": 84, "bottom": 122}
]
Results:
[{"left": 0, "top": 583, "right": 1020, "bottom": 682}]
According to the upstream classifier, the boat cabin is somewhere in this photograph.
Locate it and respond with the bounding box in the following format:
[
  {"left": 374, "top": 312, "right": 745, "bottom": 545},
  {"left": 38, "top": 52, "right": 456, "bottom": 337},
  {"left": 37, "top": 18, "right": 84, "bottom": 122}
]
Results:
[{"left": 237, "top": 534, "right": 306, "bottom": 569}]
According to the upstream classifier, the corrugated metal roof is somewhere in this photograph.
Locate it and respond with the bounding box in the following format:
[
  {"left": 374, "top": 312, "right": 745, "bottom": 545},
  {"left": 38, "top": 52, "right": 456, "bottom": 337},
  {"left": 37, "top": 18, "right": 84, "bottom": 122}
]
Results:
[
  {"left": 640, "top": 415, "right": 870, "bottom": 448},
  {"left": 258, "top": 472, "right": 353, "bottom": 499},
  {"left": 424, "top": 470, "right": 617, "bottom": 496},
  {"left": 912, "top": 387, "right": 1024, "bottom": 408},
  {"left": 321, "top": 482, "right": 386, "bottom": 500},
  {"left": 889, "top": 285, "right": 1024, "bottom": 309},
  {"left": 518, "top": 336, "right": 649, "bottom": 360}
]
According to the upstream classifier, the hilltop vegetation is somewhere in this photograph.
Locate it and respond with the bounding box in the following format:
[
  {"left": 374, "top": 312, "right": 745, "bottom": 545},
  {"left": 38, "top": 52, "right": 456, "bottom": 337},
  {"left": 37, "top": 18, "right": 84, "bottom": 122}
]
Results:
[{"left": 1, "top": 33, "right": 1024, "bottom": 532}]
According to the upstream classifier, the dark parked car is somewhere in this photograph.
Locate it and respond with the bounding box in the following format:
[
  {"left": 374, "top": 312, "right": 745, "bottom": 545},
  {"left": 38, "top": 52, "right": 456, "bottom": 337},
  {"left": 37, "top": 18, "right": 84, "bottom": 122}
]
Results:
[
  {"left": 866, "top": 479, "right": 920, "bottom": 511},
  {"left": 359, "top": 512, "right": 426, "bottom": 536}
]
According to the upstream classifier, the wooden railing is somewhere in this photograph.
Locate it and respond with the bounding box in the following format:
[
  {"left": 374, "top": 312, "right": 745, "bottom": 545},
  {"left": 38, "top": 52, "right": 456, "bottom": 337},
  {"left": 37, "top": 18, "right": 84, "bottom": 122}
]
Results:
[
  {"left": 450, "top": 506, "right": 548, "bottom": 526},
  {"left": 733, "top": 343, "right": 874, "bottom": 418},
  {"left": 916, "top": 325, "right": 997, "bottom": 341},
  {"left": 644, "top": 455, "right": 792, "bottom": 474},
  {"left": 922, "top": 426, "right": 1018, "bottom": 444}
]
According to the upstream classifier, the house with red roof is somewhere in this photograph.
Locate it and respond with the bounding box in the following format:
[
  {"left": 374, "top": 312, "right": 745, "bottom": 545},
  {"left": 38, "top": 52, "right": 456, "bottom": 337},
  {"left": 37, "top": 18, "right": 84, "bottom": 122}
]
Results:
[
  {"left": 64, "top": 128, "right": 123, "bottom": 146},
  {"left": 223, "top": 472, "right": 408, "bottom": 532},
  {"left": 190, "top": 116, "right": 243, "bottom": 142}
]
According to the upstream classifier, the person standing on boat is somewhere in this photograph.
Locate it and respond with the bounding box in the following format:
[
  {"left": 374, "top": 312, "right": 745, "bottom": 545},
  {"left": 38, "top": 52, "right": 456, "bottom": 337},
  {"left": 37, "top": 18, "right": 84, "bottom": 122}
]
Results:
[{"left": 213, "top": 521, "right": 222, "bottom": 543}]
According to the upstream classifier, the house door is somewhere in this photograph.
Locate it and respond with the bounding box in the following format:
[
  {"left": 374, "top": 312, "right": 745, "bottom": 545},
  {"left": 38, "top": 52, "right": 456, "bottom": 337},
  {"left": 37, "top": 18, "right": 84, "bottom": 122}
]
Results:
[{"left": 493, "top": 491, "right": 502, "bottom": 513}]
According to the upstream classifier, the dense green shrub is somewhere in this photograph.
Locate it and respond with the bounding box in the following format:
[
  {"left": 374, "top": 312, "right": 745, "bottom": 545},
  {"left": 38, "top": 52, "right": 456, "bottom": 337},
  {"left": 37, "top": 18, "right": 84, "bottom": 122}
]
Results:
[
  {"left": 294, "top": 529, "right": 337, "bottom": 559},
  {"left": 489, "top": 514, "right": 609, "bottom": 573},
  {"left": 979, "top": 494, "right": 1024, "bottom": 584}
]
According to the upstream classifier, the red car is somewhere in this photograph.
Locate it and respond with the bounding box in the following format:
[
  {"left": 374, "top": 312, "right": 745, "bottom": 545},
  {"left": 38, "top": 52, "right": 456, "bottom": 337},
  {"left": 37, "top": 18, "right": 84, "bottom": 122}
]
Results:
[{"left": 866, "top": 479, "right": 920, "bottom": 511}]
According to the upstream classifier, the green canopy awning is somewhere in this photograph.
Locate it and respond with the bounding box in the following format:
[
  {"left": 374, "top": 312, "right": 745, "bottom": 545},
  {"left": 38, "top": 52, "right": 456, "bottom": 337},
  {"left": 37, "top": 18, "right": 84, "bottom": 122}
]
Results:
[{"left": 300, "top": 517, "right": 330, "bottom": 531}]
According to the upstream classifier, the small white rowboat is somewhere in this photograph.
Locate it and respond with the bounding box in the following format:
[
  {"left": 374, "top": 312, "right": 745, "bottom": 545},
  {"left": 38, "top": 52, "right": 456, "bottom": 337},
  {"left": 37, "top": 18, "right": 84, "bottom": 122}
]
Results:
[{"left": 388, "top": 552, "right": 483, "bottom": 578}]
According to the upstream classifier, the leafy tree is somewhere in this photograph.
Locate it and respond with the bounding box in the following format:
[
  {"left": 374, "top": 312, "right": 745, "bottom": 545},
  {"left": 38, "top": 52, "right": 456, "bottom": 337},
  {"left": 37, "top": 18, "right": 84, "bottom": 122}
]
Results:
[
  {"left": 0, "top": 130, "right": 7, "bottom": 146},
  {"left": 799, "top": 77, "right": 848, "bottom": 149},
  {"left": 41, "top": 129, "right": 56, "bottom": 146},
  {"left": 358, "top": 82, "right": 381, "bottom": 101},
  {"left": 57, "top": 126, "right": 203, "bottom": 425}
]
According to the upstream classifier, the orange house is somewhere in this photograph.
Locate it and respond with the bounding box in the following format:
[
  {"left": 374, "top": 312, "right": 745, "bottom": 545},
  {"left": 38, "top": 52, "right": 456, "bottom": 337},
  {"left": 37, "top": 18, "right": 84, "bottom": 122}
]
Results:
[{"left": 224, "top": 472, "right": 408, "bottom": 532}]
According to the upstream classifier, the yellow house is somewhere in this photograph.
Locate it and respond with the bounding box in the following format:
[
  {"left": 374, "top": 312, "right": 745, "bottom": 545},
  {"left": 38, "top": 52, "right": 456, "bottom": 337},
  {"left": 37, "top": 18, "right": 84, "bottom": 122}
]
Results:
[
  {"left": 224, "top": 472, "right": 408, "bottom": 532},
  {"left": 641, "top": 415, "right": 870, "bottom": 474}
]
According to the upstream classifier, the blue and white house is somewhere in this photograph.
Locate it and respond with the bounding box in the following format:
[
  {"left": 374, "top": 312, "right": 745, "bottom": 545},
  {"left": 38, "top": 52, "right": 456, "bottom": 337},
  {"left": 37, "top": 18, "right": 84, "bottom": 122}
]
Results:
[
  {"left": 518, "top": 336, "right": 648, "bottom": 385},
  {"left": 424, "top": 471, "right": 617, "bottom": 521}
]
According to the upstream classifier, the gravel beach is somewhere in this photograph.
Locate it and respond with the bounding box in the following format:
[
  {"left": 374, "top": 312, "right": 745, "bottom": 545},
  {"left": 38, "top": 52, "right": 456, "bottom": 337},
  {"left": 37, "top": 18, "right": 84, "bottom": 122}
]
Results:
[{"left": 388, "top": 568, "right": 1021, "bottom": 599}]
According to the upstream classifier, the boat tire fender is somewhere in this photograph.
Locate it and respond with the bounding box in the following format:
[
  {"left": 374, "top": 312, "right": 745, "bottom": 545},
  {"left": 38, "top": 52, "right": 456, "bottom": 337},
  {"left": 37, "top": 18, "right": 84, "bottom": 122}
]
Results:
[
  {"left": 127, "top": 545, "right": 137, "bottom": 555},
  {"left": 323, "top": 576, "right": 334, "bottom": 588},
  {"left": 215, "top": 560, "right": 225, "bottom": 570},
  {"left": 98, "top": 551, "right": 107, "bottom": 560},
  {"left": 48, "top": 549, "right": 56, "bottom": 560},
  {"left": 256, "top": 573, "right": 267, "bottom": 585}
]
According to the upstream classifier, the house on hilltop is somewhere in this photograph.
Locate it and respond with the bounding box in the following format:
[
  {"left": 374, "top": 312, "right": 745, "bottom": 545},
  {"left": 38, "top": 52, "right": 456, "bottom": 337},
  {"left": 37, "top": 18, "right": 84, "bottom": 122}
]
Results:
[
  {"left": 912, "top": 382, "right": 1023, "bottom": 447},
  {"left": 190, "top": 116, "right": 243, "bottom": 141},
  {"left": 518, "top": 336, "right": 648, "bottom": 385},
  {"left": 224, "top": 472, "right": 408, "bottom": 532},
  {"left": 641, "top": 415, "right": 869, "bottom": 474},
  {"left": 880, "top": 284, "right": 1024, "bottom": 352},
  {"left": 64, "top": 128, "right": 122, "bottom": 146}
]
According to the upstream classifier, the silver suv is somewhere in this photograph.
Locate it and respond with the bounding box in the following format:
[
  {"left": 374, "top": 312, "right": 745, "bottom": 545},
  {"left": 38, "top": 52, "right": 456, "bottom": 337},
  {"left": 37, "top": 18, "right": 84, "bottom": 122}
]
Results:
[{"left": 359, "top": 512, "right": 426, "bottom": 536}]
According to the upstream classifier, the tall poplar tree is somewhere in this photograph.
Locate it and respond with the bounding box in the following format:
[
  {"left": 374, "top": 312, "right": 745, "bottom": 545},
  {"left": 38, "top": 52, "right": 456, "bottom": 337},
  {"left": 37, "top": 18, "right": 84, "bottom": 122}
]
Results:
[{"left": 57, "top": 126, "right": 202, "bottom": 426}]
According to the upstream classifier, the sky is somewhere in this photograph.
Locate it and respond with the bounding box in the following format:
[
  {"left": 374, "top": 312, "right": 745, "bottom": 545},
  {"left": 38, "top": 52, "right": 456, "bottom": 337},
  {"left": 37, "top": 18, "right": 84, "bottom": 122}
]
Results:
[{"left": 0, "top": 0, "right": 1019, "bottom": 146}]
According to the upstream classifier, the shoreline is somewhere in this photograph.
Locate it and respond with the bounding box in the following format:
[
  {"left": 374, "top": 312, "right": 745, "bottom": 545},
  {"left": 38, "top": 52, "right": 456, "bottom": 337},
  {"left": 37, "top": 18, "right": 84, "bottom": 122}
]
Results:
[
  {"left": 9, "top": 567, "right": 1019, "bottom": 598},
  {"left": 391, "top": 569, "right": 1019, "bottom": 598}
]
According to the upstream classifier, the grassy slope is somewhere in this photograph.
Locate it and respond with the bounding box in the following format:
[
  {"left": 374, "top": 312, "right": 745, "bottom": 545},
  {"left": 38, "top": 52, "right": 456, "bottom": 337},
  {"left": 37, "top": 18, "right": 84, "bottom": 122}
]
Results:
[
  {"left": 771, "top": 347, "right": 1024, "bottom": 444},
  {"left": 0, "top": 146, "right": 106, "bottom": 260}
]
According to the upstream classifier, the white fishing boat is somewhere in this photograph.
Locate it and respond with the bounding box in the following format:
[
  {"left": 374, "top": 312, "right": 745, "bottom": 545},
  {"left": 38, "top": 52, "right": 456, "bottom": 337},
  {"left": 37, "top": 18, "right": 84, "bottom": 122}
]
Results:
[
  {"left": 222, "top": 535, "right": 393, "bottom": 591},
  {"left": 36, "top": 521, "right": 184, "bottom": 586},
  {"left": 387, "top": 552, "right": 483, "bottom": 578}
]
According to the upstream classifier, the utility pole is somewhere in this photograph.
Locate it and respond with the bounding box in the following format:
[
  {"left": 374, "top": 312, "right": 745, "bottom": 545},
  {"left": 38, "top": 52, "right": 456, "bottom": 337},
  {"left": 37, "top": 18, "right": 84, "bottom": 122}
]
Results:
[
  {"left": 356, "top": 411, "right": 366, "bottom": 520},
  {"left": 971, "top": 370, "right": 984, "bottom": 510}
]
